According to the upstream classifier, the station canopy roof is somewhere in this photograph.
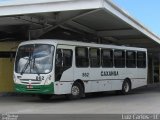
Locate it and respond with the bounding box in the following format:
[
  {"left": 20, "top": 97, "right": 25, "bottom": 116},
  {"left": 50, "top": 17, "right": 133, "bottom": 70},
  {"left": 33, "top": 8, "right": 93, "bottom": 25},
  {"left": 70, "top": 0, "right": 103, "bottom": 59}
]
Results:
[{"left": 0, "top": 0, "right": 160, "bottom": 53}]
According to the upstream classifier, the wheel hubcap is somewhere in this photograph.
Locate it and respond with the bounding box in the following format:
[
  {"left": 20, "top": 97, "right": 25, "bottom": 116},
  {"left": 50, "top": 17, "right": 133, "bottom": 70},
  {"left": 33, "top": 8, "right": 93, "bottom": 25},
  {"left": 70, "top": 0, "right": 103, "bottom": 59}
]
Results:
[
  {"left": 124, "top": 82, "right": 129, "bottom": 92},
  {"left": 72, "top": 86, "right": 80, "bottom": 96}
]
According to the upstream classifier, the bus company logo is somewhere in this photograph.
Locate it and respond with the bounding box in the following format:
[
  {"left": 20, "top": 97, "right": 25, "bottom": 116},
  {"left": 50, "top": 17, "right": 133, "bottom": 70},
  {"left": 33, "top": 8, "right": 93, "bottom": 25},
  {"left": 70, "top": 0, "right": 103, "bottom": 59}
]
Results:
[
  {"left": 101, "top": 71, "right": 119, "bottom": 76},
  {"left": 27, "top": 80, "right": 33, "bottom": 89},
  {"left": 1, "top": 114, "right": 18, "bottom": 120},
  {"left": 29, "top": 80, "right": 32, "bottom": 84}
]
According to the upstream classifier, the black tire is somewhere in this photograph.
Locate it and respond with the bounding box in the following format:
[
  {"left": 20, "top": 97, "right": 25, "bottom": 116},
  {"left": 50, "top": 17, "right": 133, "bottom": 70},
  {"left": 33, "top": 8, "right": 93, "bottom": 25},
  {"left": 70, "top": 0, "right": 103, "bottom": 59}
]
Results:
[
  {"left": 121, "top": 80, "right": 131, "bottom": 95},
  {"left": 38, "top": 94, "right": 52, "bottom": 100},
  {"left": 67, "top": 82, "right": 84, "bottom": 100}
]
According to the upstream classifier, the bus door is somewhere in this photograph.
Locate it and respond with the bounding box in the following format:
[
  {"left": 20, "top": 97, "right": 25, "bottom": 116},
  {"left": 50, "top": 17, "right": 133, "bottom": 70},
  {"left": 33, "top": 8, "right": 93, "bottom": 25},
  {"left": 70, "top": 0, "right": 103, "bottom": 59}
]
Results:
[{"left": 55, "top": 45, "right": 74, "bottom": 82}]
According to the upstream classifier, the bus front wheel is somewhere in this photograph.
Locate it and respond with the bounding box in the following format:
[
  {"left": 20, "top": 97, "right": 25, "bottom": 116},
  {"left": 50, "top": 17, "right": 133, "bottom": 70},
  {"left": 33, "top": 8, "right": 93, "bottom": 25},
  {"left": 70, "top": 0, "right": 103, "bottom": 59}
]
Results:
[
  {"left": 67, "top": 82, "right": 84, "bottom": 100},
  {"left": 121, "top": 80, "right": 131, "bottom": 95}
]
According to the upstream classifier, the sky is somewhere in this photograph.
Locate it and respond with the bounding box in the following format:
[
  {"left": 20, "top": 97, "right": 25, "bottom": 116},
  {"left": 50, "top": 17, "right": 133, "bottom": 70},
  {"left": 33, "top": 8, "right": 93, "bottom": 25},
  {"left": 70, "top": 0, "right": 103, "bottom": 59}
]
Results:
[{"left": 113, "top": 0, "right": 160, "bottom": 36}]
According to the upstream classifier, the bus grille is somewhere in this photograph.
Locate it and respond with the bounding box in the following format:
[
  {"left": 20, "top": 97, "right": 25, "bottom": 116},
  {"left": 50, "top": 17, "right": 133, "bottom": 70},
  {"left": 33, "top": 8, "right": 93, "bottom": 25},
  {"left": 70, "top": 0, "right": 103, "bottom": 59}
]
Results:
[{"left": 20, "top": 79, "right": 41, "bottom": 85}]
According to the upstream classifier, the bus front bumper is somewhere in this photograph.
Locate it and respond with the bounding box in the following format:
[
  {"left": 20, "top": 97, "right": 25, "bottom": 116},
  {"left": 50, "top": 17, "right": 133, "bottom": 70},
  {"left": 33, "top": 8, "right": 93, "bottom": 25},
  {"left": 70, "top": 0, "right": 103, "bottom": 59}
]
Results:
[{"left": 14, "top": 83, "right": 54, "bottom": 94}]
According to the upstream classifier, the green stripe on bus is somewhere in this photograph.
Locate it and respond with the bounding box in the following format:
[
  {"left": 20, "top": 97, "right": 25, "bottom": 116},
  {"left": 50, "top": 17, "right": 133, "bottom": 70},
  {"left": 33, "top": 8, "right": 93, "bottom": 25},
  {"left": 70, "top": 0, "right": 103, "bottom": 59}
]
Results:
[{"left": 14, "top": 83, "right": 54, "bottom": 94}]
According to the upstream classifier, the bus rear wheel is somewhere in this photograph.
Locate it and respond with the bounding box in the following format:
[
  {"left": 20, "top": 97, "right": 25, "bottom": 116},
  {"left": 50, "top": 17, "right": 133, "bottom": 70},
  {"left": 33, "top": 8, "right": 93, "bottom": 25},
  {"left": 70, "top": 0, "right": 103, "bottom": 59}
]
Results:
[
  {"left": 121, "top": 80, "right": 131, "bottom": 95},
  {"left": 38, "top": 94, "right": 52, "bottom": 100},
  {"left": 67, "top": 82, "right": 84, "bottom": 100}
]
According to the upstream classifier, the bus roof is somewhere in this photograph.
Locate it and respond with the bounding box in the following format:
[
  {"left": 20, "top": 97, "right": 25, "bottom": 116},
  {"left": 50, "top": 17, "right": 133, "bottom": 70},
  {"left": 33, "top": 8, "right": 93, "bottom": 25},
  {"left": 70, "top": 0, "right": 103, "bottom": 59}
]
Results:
[{"left": 19, "top": 39, "right": 147, "bottom": 51}]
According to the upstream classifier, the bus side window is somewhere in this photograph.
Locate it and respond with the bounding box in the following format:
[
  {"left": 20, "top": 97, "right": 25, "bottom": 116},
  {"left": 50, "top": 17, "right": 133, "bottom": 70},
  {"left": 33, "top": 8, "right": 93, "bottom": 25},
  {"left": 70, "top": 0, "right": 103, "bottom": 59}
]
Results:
[
  {"left": 76, "top": 47, "right": 89, "bottom": 67},
  {"left": 126, "top": 51, "right": 136, "bottom": 68},
  {"left": 137, "top": 52, "right": 146, "bottom": 68},
  {"left": 114, "top": 50, "right": 125, "bottom": 68},
  {"left": 63, "top": 49, "right": 73, "bottom": 67},
  {"left": 89, "top": 48, "right": 100, "bottom": 68},
  {"left": 55, "top": 49, "right": 73, "bottom": 81},
  {"left": 101, "top": 49, "right": 113, "bottom": 68}
]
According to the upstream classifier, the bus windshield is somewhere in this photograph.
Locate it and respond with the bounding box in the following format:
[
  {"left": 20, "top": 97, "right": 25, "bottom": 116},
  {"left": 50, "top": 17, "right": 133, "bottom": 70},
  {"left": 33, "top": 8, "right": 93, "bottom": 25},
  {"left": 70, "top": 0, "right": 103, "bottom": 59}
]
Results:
[{"left": 15, "top": 44, "right": 54, "bottom": 74}]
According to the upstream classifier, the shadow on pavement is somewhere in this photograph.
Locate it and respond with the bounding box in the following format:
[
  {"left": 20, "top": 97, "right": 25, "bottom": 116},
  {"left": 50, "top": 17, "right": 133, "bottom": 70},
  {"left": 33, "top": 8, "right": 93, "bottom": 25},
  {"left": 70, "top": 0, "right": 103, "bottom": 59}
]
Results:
[{"left": 1, "top": 83, "right": 160, "bottom": 103}]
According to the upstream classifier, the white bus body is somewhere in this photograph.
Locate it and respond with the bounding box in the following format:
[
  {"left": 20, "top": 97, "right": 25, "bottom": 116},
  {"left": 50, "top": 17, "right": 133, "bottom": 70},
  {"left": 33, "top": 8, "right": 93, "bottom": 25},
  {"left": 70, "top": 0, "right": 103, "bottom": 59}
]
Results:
[{"left": 14, "top": 39, "right": 147, "bottom": 99}]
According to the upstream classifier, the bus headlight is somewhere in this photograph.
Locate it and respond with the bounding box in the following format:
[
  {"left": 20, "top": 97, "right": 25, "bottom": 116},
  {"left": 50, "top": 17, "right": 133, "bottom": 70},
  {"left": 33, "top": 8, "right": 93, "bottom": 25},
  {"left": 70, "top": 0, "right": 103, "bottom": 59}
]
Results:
[
  {"left": 44, "top": 79, "right": 50, "bottom": 85},
  {"left": 44, "top": 76, "right": 52, "bottom": 85}
]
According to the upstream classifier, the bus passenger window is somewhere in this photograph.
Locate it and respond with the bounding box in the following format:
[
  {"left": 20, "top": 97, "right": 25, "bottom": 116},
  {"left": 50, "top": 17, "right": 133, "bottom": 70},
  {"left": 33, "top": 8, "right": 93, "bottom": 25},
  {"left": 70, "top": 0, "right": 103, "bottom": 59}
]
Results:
[
  {"left": 89, "top": 48, "right": 100, "bottom": 67},
  {"left": 126, "top": 51, "right": 136, "bottom": 68},
  {"left": 114, "top": 50, "right": 125, "bottom": 68},
  {"left": 137, "top": 52, "right": 146, "bottom": 68},
  {"left": 63, "top": 50, "right": 73, "bottom": 67},
  {"left": 101, "top": 49, "right": 113, "bottom": 67},
  {"left": 76, "top": 47, "right": 89, "bottom": 67}
]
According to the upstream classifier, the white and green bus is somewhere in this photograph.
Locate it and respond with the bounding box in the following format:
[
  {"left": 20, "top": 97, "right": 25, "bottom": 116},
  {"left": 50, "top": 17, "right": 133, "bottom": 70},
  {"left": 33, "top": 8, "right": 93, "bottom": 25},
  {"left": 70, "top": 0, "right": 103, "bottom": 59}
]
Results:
[{"left": 14, "top": 39, "right": 147, "bottom": 100}]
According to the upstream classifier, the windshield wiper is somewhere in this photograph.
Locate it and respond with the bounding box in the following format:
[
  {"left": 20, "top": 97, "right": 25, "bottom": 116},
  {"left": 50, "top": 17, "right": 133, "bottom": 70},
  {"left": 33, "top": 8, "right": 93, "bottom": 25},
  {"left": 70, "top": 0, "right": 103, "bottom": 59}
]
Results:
[
  {"left": 21, "top": 57, "right": 30, "bottom": 75},
  {"left": 32, "top": 57, "right": 40, "bottom": 76},
  {"left": 20, "top": 57, "right": 40, "bottom": 76}
]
